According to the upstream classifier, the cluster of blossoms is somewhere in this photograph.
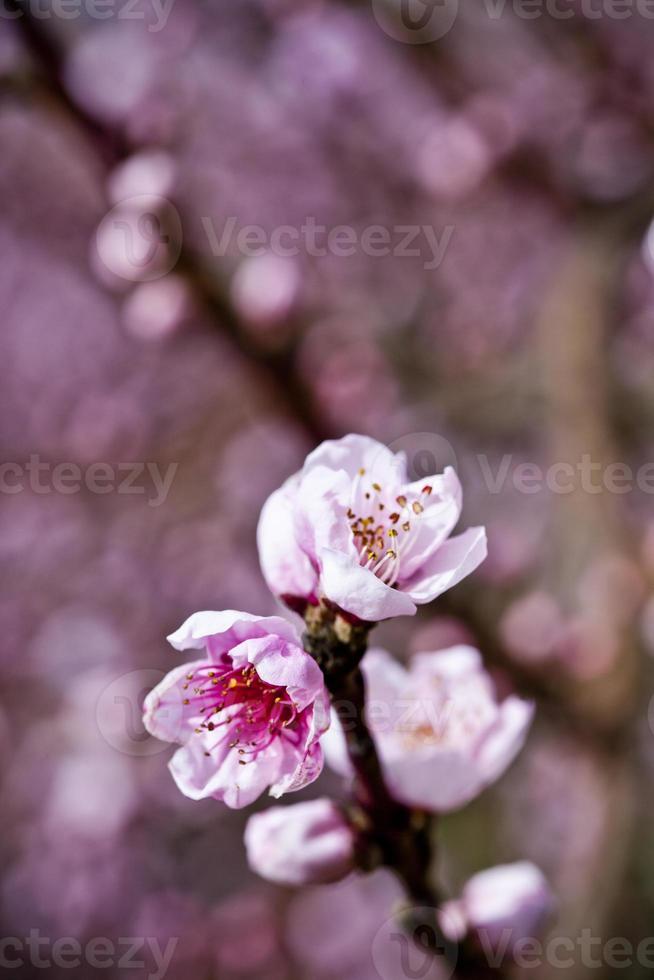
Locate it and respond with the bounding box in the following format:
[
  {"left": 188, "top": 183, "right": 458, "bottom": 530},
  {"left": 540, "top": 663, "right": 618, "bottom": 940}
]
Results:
[{"left": 144, "top": 435, "right": 552, "bottom": 961}]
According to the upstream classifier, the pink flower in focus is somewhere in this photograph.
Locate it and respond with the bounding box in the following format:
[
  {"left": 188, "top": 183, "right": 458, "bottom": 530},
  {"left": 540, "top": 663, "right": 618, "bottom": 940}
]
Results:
[
  {"left": 143, "top": 611, "right": 330, "bottom": 809},
  {"left": 442, "top": 862, "right": 554, "bottom": 956},
  {"left": 245, "top": 798, "right": 355, "bottom": 886},
  {"left": 257, "top": 434, "right": 486, "bottom": 621},
  {"left": 323, "top": 646, "right": 533, "bottom": 811}
]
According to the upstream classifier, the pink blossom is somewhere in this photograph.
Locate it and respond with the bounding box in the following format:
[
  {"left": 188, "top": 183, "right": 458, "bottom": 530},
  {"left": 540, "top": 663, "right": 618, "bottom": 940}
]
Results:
[
  {"left": 323, "top": 646, "right": 533, "bottom": 811},
  {"left": 143, "top": 611, "right": 330, "bottom": 809},
  {"left": 245, "top": 797, "right": 355, "bottom": 886},
  {"left": 257, "top": 434, "right": 486, "bottom": 621},
  {"left": 442, "top": 862, "right": 554, "bottom": 956}
]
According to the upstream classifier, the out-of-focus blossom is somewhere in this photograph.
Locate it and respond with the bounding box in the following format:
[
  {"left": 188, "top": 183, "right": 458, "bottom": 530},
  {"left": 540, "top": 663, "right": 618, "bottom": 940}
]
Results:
[
  {"left": 258, "top": 434, "right": 486, "bottom": 621},
  {"left": 108, "top": 150, "right": 178, "bottom": 204},
  {"left": 231, "top": 254, "right": 300, "bottom": 337},
  {"left": 442, "top": 862, "right": 554, "bottom": 957},
  {"left": 245, "top": 798, "right": 355, "bottom": 886},
  {"left": 417, "top": 117, "right": 491, "bottom": 201},
  {"left": 500, "top": 591, "right": 565, "bottom": 666},
  {"left": 122, "top": 275, "right": 193, "bottom": 341},
  {"left": 143, "top": 611, "right": 330, "bottom": 808},
  {"left": 92, "top": 195, "right": 181, "bottom": 291},
  {"left": 323, "top": 646, "right": 533, "bottom": 811}
]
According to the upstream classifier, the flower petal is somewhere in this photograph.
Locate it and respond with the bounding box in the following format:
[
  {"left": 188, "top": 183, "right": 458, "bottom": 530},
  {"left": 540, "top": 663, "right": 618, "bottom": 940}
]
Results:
[
  {"left": 169, "top": 736, "right": 283, "bottom": 808},
  {"left": 142, "top": 659, "right": 207, "bottom": 743},
  {"left": 270, "top": 738, "right": 324, "bottom": 797},
  {"left": 398, "top": 467, "right": 464, "bottom": 580},
  {"left": 257, "top": 474, "right": 319, "bottom": 604},
  {"left": 303, "top": 434, "right": 404, "bottom": 485},
  {"left": 320, "top": 548, "right": 417, "bottom": 621},
  {"left": 406, "top": 526, "right": 487, "bottom": 605},
  {"left": 474, "top": 695, "right": 534, "bottom": 788},
  {"left": 167, "top": 610, "right": 300, "bottom": 658}
]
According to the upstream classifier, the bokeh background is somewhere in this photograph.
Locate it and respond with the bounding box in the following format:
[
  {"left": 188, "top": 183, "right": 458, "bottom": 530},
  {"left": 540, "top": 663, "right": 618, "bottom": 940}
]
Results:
[{"left": 2, "top": 0, "right": 654, "bottom": 977}]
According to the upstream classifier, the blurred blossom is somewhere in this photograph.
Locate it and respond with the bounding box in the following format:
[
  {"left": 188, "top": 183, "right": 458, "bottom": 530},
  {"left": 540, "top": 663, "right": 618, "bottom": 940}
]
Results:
[
  {"left": 245, "top": 798, "right": 355, "bottom": 886},
  {"left": 92, "top": 195, "right": 181, "bottom": 290},
  {"left": 500, "top": 591, "right": 565, "bottom": 666},
  {"left": 416, "top": 117, "right": 491, "bottom": 202},
  {"left": 108, "top": 150, "right": 178, "bottom": 205},
  {"left": 64, "top": 9, "right": 197, "bottom": 125},
  {"left": 231, "top": 254, "right": 300, "bottom": 338},
  {"left": 324, "top": 646, "right": 533, "bottom": 811},
  {"left": 65, "top": 25, "right": 162, "bottom": 125},
  {"left": 443, "top": 862, "right": 554, "bottom": 957},
  {"left": 122, "top": 275, "right": 194, "bottom": 341},
  {"left": 553, "top": 614, "right": 621, "bottom": 682}
]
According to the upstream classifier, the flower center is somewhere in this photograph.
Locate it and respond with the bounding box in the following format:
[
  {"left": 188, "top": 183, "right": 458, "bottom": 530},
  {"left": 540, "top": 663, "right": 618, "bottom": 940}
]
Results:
[
  {"left": 181, "top": 664, "right": 298, "bottom": 765},
  {"left": 347, "top": 468, "right": 433, "bottom": 586}
]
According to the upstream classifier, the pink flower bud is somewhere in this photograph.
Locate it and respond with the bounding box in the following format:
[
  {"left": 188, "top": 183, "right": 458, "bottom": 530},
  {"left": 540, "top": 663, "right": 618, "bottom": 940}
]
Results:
[
  {"left": 453, "top": 862, "right": 554, "bottom": 956},
  {"left": 245, "top": 798, "right": 355, "bottom": 887}
]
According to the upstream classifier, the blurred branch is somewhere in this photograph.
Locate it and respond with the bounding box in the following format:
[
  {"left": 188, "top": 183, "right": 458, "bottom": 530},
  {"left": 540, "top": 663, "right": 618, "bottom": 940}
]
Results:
[{"left": 7, "top": 3, "right": 329, "bottom": 444}]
